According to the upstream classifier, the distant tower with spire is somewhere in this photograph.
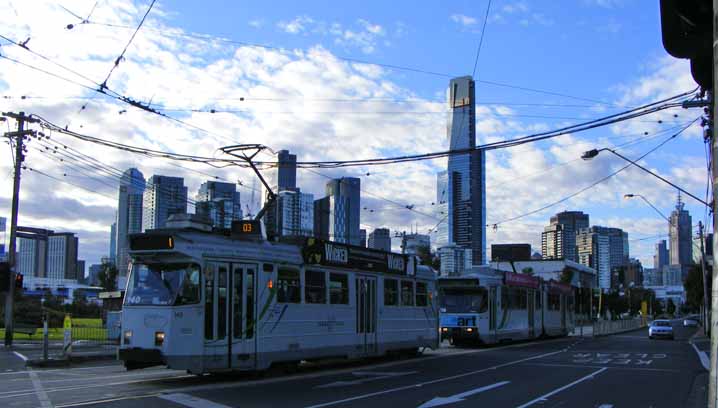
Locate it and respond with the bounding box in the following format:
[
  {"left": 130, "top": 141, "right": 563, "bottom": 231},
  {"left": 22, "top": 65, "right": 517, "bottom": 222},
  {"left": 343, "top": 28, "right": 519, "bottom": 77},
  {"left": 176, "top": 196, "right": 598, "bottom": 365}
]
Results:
[{"left": 669, "top": 191, "right": 692, "bottom": 268}]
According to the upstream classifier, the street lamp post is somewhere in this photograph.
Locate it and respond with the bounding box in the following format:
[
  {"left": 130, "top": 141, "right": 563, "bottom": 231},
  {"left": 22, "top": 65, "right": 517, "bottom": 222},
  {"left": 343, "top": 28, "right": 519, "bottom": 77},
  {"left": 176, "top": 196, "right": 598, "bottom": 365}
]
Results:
[{"left": 582, "top": 148, "right": 710, "bottom": 207}]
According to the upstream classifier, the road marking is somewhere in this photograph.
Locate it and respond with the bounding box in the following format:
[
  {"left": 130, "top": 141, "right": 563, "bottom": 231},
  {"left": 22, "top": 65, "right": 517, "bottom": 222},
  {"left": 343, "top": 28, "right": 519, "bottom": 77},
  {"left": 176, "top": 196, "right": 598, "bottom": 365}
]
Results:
[
  {"left": 159, "top": 393, "right": 230, "bottom": 408},
  {"left": 304, "top": 350, "right": 565, "bottom": 408},
  {"left": 13, "top": 351, "right": 28, "bottom": 361},
  {"left": 514, "top": 367, "right": 608, "bottom": 408},
  {"left": 691, "top": 342, "right": 710, "bottom": 370},
  {"left": 28, "top": 368, "right": 53, "bottom": 408},
  {"left": 417, "top": 381, "right": 510, "bottom": 408},
  {"left": 316, "top": 371, "right": 418, "bottom": 389},
  {"left": 521, "top": 362, "right": 680, "bottom": 373}
]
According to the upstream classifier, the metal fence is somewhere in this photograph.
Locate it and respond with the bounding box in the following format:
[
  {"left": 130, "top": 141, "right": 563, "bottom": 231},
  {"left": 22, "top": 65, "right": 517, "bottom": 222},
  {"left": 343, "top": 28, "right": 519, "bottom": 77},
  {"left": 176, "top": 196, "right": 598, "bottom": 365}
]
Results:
[{"left": 592, "top": 317, "right": 648, "bottom": 336}]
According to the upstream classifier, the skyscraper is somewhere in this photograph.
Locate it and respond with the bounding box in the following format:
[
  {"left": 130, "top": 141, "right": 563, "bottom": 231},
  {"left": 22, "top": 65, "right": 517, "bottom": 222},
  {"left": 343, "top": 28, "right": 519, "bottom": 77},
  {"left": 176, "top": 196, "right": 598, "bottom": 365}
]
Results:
[
  {"left": 195, "top": 181, "right": 242, "bottom": 229},
  {"left": 313, "top": 196, "right": 330, "bottom": 240},
  {"left": 542, "top": 211, "right": 590, "bottom": 262},
  {"left": 277, "top": 150, "right": 297, "bottom": 192},
  {"left": 669, "top": 195, "right": 693, "bottom": 267},
  {"left": 47, "top": 232, "right": 78, "bottom": 281},
  {"left": 368, "top": 228, "right": 391, "bottom": 252},
  {"left": 401, "top": 233, "right": 431, "bottom": 256},
  {"left": 654, "top": 239, "right": 669, "bottom": 270},
  {"left": 359, "top": 229, "right": 367, "bottom": 248},
  {"left": 577, "top": 227, "right": 610, "bottom": 290},
  {"left": 590, "top": 226, "right": 629, "bottom": 271},
  {"left": 326, "top": 178, "right": 361, "bottom": 245},
  {"left": 434, "top": 171, "right": 449, "bottom": 249},
  {"left": 267, "top": 190, "right": 314, "bottom": 237},
  {"left": 142, "top": 175, "right": 188, "bottom": 231},
  {"left": 116, "top": 168, "right": 144, "bottom": 277},
  {"left": 446, "top": 76, "right": 486, "bottom": 265}
]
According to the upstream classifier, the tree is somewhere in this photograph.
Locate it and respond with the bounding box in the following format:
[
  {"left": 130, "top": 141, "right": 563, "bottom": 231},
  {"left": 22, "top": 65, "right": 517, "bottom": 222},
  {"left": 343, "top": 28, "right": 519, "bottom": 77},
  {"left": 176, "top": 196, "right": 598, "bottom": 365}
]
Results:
[
  {"left": 415, "top": 246, "right": 433, "bottom": 267},
  {"left": 98, "top": 263, "right": 119, "bottom": 292},
  {"left": 559, "top": 267, "right": 574, "bottom": 284},
  {"left": 683, "top": 263, "right": 705, "bottom": 313}
]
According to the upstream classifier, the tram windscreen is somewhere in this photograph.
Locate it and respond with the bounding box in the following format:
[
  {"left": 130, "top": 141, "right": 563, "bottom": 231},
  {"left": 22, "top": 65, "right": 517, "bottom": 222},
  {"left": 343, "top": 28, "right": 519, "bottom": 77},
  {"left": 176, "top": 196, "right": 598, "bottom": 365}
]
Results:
[
  {"left": 124, "top": 263, "right": 201, "bottom": 306},
  {"left": 440, "top": 287, "right": 488, "bottom": 313}
]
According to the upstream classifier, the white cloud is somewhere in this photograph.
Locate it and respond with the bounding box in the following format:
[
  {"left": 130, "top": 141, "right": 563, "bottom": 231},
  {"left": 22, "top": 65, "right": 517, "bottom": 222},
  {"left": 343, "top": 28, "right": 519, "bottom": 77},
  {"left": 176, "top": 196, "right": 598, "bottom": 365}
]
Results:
[
  {"left": 277, "top": 15, "right": 314, "bottom": 34},
  {"left": 248, "top": 19, "right": 264, "bottom": 28},
  {"left": 276, "top": 16, "right": 386, "bottom": 54},
  {"left": 450, "top": 14, "right": 478, "bottom": 27},
  {"left": 491, "top": 3, "right": 554, "bottom": 27}
]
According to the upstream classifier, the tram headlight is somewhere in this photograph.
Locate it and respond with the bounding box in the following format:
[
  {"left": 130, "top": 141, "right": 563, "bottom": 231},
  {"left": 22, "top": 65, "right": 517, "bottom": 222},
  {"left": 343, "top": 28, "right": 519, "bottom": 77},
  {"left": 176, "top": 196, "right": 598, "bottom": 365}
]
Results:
[
  {"left": 123, "top": 330, "right": 132, "bottom": 345},
  {"left": 466, "top": 327, "right": 474, "bottom": 333},
  {"left": 441, "top": 327, "right": 448, "bottom": 333},
  {"left": 155, "top": 331, "right": 165, "bottom": 347}
]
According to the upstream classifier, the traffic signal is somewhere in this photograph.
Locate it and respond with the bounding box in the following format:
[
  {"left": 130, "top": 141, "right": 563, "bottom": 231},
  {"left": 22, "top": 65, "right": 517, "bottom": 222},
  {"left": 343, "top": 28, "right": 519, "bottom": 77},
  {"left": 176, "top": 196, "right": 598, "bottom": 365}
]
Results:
[
  {"left": 14, "top": 273, "right": 23, "bottom": 290},
  {"left": 0, "top": 262, "right": 9, "bottom": 293},
  {"left": 660, "top": 0, "right": 712, "bottom": 89}
]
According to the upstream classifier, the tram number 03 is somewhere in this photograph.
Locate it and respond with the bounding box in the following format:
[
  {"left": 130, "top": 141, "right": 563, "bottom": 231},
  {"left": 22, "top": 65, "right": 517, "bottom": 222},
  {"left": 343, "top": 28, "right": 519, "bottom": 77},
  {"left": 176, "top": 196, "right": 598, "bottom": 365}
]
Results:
[{"left": 242, "top": 223, "right": 252, "bottom": 232}]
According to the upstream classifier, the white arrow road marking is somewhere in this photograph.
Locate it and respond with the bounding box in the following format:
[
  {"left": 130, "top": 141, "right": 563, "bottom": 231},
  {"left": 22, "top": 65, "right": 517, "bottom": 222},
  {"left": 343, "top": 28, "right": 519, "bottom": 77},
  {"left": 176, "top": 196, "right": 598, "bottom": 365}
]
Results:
[
  {"left": 417, "top": 381, "right": 510, "bottom": 408},
  {"left": 315, "top": 371, "right": 418, "bottom": 389},
  {"left": 515, "top": 367, "right": 608, "bottom": 408}
]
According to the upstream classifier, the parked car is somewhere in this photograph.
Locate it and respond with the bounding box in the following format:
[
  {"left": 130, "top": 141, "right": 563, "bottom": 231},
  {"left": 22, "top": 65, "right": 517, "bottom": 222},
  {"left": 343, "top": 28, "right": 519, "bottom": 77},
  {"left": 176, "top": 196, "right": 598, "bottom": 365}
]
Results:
[
  {"left": 683, "top": 317, "right": 700, "bottom": 327},
  {"left": 649, "top": 319, "right": 674, "bottom": 340}
]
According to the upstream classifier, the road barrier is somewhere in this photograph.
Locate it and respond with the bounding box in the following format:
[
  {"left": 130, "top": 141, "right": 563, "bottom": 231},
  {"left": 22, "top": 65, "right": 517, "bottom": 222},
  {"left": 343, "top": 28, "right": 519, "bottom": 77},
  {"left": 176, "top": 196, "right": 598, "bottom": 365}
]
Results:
[{"left": 592, "top": 317, "right": 648, "bottom": 337}]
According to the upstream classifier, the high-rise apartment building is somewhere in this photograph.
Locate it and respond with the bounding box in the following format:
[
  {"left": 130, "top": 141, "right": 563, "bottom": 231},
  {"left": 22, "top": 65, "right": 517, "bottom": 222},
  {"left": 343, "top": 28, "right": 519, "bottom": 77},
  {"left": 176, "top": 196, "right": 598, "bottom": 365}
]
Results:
[
  {"left": 368, "top": 228, "right": 391, "bottom": 252},
  {"left": 542, "top": 211, "right": 589, "bottom": 262},
  {"left": 577, "top": 227, "right": 610, "bottom": 289},
  {"left": 359, "top": 229, "right": 367, "bottom": 248},
  {"left": 18, "top": 235, "right": 48, "bottom": 278},
  {"left": 267, "top": 190, "right": 314, "bottom": 237},
  {"left": 109, "top": 221, "right": 117, "bottom": 265},
  {"left": 434, "top": 170, "right": 449, "bottom": 249},
  {"left": 401, "top": 233, "right": 431, "bottom": 256},
  {"left": 195, "top": 181, "right": 242, "bottom": 229},
  {"left": 446, "top": 76, "right": 485, "bottom": 265},
  {"left": 438, "top": 244, "right": 472, "bottom": 276},
  {"left": 591, "top": 226, "right": 629, "bottom": 270},
  {"left": 142, "top": 175, "right": 188, "bottom": 231},
  {"left": 669, "top": 195, "right": 693, "bottom": 267},
  {"left": 115, "top": 168, "right": 144, "bottom": 276},
  {"left": 277, "top": 150, "right": 297, "bottom": 192},
  {"left": 654, "top": 240, "right": 669, "bottom": 270},
  {"left": 47, "top": 232, "right": 78, "bottom": 280},
  {"left": 326, "top": 178, "right": 361, "bottom": 245}
]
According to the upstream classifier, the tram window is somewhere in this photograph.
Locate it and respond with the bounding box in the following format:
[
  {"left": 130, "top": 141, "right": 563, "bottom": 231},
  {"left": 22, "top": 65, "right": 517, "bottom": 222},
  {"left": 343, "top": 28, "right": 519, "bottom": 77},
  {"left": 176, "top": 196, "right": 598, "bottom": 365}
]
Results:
[
  {"left": 204, "top": 265, "right": 214, "bottom": 340},
  {"left": 329, "top": 273, "right": 349, "bottom": 304},
  {"left": 401, "top": 280, "right": 414, "bottom": 306},
  {"left": 536, "top": 292, "right": 542, "bottom": 309},
  {"left": 305, "top": 270, "right": 326, "bottom": 304},
  {"left": 415, "top": 282, "right": 428, "bottom": 306},
  {"left": 384, "top": 279, "right": 398, "bottom": 306},
  {"left": 246, "top": 268, "right": 255, "bottom": 339},
  {"left": 501, "top": 286, "right": 509, "bottom": 310},
  {"left": 511, "top": 288, "right": 527, "bottom": 310},
  {"left": 277, "top": 268, "right": 300, "bottom": 303},
  {"left": 217, "top": 267, "right": 228, "bottom": 339},
  {"left": 548, "top": 294, "right": 561, "bottom": 311}
]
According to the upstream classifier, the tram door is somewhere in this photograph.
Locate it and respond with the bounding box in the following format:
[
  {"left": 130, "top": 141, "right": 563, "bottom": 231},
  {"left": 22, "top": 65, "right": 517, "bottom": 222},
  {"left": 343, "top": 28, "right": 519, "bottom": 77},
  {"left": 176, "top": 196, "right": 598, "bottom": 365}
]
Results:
[
  {"left": 560, "top": 295, "right": 567, "bottom": 332},
  {"left": 230, "top": 264, "right": 257, "bottom": 370},
  {"left": 356, "top": 276, "right": 377, "bottom": 355},
  {"left": 528, "top": 290, "right": 535, "bottom": 338},
  {"left": 489, "top": 287, "right": 497, "bottom": 341},
  {"left": 203, "top": 262, "right": 230, "bottom": 370}
]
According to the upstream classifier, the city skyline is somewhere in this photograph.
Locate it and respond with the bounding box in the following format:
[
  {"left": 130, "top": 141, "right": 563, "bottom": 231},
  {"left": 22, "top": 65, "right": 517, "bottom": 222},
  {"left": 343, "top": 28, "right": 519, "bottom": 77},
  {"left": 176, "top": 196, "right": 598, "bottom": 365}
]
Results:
[{"left": 0, "top": 1, "right": 706, "bottom": 270}]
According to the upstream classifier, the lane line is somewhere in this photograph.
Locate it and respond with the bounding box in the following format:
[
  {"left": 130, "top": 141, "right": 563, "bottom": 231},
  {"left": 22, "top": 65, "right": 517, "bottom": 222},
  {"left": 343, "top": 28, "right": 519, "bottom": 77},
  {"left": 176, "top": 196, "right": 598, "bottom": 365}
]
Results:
[
  {"left": 0, "top": 364, "right": 129, "bottom": 376},
  {"left": 520, "top": 362, "right": 680, "bottom": 373},
  {"left": 13, "top": 351, "right": 29, "bottom": 361},
  {"left": 55, "top": 393, "right": 162, "bottom": 408},
  {"left": 691, "top": 342, "right": 710, "bottom": 371},
  {"left": 159, "top": 393, "right": 231, "bottom": 408},
  {"left": 303, "top": 350, "right": 566, "bottom": 408},
  {"left": 28, "top": 368, "right": 53, "bottom": 408},
  {"left": 514, "top": 367, "right": 608, "bottom": 408}
]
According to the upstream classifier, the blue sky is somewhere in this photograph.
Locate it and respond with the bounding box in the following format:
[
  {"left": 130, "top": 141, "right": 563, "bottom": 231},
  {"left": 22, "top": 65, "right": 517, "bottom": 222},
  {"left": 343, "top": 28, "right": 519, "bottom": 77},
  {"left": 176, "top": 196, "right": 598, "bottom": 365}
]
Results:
[{"left": 0, "top": 0, "right": 708, "bottom": 270}]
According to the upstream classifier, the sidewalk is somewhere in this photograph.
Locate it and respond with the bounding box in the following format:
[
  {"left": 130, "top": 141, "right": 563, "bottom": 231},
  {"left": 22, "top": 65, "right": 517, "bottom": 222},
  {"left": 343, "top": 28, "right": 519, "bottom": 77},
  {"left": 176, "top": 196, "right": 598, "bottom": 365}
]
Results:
[
  {"left": 12, "top": 340, "right": 117, "bottom": 367},
  {"left": 690, "top": 330, "right": 710, "bottom": 371},
  {"left": 688, "top": 330, "right": 710, "bottom": 408}
]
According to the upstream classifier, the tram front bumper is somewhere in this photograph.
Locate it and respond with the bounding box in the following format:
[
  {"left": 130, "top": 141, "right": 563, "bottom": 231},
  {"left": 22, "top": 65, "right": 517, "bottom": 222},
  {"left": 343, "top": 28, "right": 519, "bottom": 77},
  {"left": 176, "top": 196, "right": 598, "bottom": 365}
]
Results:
[
  {"left": 442, "top": 327, "right": 480, "bottom": 342},
  {"left": 118, "top": 347, "right": 165, "bottom": 370}
]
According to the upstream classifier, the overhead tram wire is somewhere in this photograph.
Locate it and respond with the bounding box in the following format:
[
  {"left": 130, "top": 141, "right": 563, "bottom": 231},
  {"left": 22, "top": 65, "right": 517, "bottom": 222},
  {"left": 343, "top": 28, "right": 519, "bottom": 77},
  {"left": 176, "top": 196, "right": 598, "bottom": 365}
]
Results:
[
  {"left": 0, "top": 35, "right": 244, "bottom": 146},
  {"left": 488, "top": 120, "right": 698, "bottom": 227},
  {"left": 74, "top": 18, "right": 623, "bottom": 107}
]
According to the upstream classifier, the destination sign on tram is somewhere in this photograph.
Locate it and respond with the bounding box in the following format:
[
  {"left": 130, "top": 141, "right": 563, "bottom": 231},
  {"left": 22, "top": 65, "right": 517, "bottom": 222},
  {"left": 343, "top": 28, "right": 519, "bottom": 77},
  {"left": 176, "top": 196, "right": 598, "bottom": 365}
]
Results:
[{"left": 303, "top": 238, "right": 409, "bottom": 275}]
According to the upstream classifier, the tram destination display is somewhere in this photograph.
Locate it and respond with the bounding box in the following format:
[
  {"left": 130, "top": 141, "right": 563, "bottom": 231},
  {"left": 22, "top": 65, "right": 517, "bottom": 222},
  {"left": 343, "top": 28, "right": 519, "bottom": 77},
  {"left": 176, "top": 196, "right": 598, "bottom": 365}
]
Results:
[
  {"left": 129, "top": 234, "right": 174, "bottom": 250},
  {"left": 230, "top": 220, "right": 263, "bottom": 240},
  {"left": 303, "top": 238, "right": 410, "bottom": 275}
]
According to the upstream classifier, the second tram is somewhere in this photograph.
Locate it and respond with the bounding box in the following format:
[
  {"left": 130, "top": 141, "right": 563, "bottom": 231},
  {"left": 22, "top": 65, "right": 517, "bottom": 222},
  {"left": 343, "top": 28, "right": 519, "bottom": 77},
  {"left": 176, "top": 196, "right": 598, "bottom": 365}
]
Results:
[{"left": 438, "top": 272, "right": 574, "bottom": 345}]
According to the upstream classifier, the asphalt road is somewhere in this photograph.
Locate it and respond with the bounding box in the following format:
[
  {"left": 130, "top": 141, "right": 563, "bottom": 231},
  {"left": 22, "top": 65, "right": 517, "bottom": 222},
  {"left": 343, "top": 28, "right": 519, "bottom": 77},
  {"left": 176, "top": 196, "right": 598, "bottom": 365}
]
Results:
[{"left": 0, "top": 320, "right": 705, "bottom": 408}]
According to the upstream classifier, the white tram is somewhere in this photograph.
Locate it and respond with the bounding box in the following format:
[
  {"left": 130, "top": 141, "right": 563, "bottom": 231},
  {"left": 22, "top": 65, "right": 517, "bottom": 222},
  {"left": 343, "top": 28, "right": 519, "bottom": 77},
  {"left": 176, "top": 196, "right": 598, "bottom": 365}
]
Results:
[
  {"left": 438, "top": 272, "right": 575, "bottom": 346},
  {"left": 119, "top": 220, "right": 439, "bottom": 373}
]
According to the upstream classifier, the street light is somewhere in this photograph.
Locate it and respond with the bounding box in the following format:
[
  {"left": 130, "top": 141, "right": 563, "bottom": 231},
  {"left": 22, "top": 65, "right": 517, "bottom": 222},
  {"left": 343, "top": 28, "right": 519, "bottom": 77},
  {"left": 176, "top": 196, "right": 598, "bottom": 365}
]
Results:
[
  {"left": 582, "top": 148, "right": 710, "bottom": 207},
  {"left": 623, "top": 193, "right": 672, "bottom": 224}
]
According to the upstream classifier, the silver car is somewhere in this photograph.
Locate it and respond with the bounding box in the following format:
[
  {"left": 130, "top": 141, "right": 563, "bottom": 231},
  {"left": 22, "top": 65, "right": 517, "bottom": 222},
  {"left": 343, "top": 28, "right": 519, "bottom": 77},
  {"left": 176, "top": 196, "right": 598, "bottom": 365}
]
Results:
[{"left": 649, "top": 320, "right": 674, "bottom": 340}]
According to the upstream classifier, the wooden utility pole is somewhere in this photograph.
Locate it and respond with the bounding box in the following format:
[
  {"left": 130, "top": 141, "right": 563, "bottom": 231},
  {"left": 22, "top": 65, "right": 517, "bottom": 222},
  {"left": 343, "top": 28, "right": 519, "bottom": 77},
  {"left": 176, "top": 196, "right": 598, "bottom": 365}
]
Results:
[{"left": 2, "top": 112, "right": 38, "bottom": 347}]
